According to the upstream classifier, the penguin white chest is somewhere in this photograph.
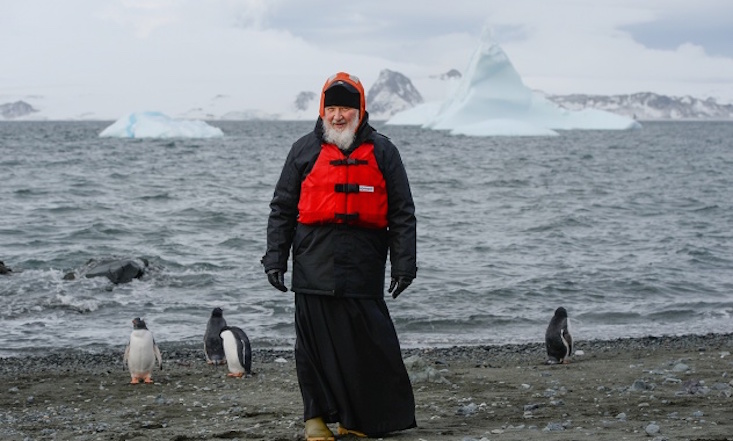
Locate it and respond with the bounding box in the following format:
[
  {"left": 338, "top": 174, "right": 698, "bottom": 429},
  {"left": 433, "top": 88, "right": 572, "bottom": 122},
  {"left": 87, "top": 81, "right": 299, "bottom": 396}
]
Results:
[
  {"left": 221, "top": 330, "right": 245, "bottom": 374},
  {"left": 560, "top": 329, "right": 570, "bottom": 357},
  {"left": 127, "top": 330, "right": 156, "bottom": 375}
]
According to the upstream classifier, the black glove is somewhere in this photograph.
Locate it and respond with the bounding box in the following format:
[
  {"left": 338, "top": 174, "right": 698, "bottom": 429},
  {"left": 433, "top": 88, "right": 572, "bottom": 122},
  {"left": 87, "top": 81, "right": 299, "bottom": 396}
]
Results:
[
  {"left": 388, "top": 276, "right": 412, "bottom": 299},
  {"left": 266, "top": 269, "right": 288, "bottom": 292}
]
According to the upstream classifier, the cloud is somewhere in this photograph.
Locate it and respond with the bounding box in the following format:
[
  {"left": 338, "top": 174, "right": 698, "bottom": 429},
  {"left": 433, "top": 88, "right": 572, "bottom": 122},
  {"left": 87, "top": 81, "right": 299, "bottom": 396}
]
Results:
[{"left": 1, "top": 0, "right": 732, "bottom": 118}]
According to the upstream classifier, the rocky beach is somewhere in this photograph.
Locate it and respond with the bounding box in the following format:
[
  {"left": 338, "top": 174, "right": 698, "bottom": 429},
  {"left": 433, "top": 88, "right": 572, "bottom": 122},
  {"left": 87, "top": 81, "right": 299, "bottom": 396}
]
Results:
[{"left": 1, "top": 333, "right": 732, "bottom": 441}]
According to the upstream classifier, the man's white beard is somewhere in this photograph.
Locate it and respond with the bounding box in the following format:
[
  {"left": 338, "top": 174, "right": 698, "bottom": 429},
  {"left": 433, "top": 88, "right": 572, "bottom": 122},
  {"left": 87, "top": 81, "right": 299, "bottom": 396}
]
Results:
[{"left": 323, "top": 111, "right": 359, "bottom": 151}]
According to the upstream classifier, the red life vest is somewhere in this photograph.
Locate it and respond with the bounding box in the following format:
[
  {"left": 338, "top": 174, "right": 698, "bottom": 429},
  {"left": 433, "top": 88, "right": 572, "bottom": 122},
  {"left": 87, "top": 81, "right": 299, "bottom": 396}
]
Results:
[{"left": 298, "top": 143, "right": 388, "bottom": 229}]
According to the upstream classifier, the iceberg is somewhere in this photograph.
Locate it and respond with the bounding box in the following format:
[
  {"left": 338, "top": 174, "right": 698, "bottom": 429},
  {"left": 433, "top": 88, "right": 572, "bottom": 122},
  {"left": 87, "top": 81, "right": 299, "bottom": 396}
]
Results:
[
  {"left": 99, "top": 111, "right": 224, "bottom": 138},
  {"left": 386, "top": 29, "right": 642, "bottom": 136}
]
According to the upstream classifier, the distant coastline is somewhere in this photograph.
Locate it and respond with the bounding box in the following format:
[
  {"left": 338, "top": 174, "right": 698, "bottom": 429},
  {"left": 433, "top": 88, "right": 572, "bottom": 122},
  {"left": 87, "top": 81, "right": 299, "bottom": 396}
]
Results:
[{"left": 3, "top": 90, "right": 733, "bottom": 122}]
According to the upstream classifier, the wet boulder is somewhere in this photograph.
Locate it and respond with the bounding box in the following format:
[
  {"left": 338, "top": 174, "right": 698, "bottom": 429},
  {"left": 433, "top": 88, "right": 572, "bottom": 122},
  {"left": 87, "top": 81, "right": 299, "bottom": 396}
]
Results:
[
  {"left": 65, "top": 258, "right": 149, "bottom": 284},
  {"left": 0, "top": 260, "right": 12, "bottom": 275}
]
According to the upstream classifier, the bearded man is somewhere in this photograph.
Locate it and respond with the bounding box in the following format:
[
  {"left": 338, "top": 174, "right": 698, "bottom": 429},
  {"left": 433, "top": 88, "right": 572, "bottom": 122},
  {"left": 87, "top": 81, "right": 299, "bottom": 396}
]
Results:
[{"left": 262, "top": 72, "right": 417, "bottom": 440}]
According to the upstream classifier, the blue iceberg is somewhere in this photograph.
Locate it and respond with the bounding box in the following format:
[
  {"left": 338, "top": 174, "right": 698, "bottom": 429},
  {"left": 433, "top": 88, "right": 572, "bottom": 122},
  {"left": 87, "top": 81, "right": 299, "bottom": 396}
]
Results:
[
  {"left": 99, "top": 111, "right": 224, "bottom": 138},
  {"left": 387, "top": 28, "right": 641, "bottom": 136}
]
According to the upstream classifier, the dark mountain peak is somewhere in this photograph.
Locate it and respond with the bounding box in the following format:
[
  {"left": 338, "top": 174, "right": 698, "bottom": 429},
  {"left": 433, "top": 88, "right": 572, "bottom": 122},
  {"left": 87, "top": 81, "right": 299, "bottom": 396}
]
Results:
[
  {"left": 1, "top": 100, "right": 38, "bottom": 119},
  {"left": 294, "top": 91, "right": 317, "bottom": 112}
]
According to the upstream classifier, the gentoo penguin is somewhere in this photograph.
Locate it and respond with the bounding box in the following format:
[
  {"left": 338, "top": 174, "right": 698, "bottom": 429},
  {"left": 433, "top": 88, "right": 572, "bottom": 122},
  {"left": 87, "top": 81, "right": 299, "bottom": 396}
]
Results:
[
  {"left": 545, "top": 307, "right": 573, "bottom": 364},
  {"left": 204, "top": 307, "right": 228, "bottom": 365},
  {"left": 220, "top": 325, "right": 252, "bottom": 377},
  {"left": 123, "top": 317, "right": 163, "bottom": 384}
]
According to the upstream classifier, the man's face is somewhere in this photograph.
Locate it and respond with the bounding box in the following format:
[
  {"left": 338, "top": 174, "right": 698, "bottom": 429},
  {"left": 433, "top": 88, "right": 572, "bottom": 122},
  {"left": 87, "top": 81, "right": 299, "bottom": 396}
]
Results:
[
  {"left": 323, "top": 106, "right": 359, "bottom": 133},
  {"left": 322, "top": 106, "right": 360, "bottom": 150}
]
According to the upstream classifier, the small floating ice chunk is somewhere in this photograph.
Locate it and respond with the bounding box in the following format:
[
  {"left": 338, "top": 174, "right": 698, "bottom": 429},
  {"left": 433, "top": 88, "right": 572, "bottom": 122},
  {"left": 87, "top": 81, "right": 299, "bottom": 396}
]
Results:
[{"left": 99, "top": 111, "right": 224, "bottom": 138}]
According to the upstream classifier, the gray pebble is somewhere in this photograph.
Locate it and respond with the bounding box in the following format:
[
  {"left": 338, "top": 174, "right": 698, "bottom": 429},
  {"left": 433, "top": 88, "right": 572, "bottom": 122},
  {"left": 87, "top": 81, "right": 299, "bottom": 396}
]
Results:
[
  {"left": 456, "top": 403, "right": 479, "bottom": 416},
  {"left": 645, "top": 423, "right": 660, "bottom": 435},
  {"left": 672, "top": 363, "right": 689, "bottom": 372},
  {"left": 543, "top": 389, "right": 557, "bottom": 397},
  {"left": 630, "top": 379, "right": 654, "bottom": 391},
  {"left": 543, "top": 422, "right": 564, "bottom": 432}
]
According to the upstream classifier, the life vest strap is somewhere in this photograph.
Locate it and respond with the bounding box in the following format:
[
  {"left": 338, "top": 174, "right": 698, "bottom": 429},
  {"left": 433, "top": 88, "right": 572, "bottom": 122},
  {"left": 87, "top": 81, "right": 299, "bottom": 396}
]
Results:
[
  {"left": 335, "top": 213, "right": 359, "bottom": 222},
  {"left": 335, "top": 183, "right": 360, "bottom": 193},
  {"left": 330, "top": 158, "right": 368, "bottom": 166}
]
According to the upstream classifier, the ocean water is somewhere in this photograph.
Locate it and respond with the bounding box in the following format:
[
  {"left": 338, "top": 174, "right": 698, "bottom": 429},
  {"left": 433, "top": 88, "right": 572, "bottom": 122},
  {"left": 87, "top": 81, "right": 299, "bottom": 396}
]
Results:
[{"left": 1, "top": 120, "right": 732, "bottom": 357}]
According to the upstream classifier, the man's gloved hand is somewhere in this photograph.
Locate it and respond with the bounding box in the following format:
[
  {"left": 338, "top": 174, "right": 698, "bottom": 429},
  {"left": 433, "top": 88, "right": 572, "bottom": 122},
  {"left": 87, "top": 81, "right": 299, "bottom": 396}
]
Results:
[
  {"left": 388, "top": 276, "right": 412, "bottom": 299},
  {"left": 266, "top": 269, "right": 288, "bottom": 292}
]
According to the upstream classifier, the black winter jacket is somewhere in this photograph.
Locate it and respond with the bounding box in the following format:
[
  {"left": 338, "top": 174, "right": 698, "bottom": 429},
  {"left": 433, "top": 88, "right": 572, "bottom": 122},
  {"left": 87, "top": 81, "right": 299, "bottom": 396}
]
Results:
[{"left": 262, "top": 114, "right": 417, "bottom": 298}]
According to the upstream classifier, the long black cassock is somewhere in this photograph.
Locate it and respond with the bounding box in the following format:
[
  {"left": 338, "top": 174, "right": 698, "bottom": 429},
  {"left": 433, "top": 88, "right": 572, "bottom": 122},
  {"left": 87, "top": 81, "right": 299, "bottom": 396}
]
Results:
[{"left": 294, "top": 294, "right": 416, "bottom": 435}]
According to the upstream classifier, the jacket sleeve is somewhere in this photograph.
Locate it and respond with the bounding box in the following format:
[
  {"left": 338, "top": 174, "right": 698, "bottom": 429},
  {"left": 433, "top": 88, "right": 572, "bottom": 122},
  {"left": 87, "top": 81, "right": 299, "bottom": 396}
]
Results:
[
  {"left": 261, "top": 142, "right": 304, "bottom": 273},
  {"left": 379, "top": 138, "right": 418, "bottom": 279}
]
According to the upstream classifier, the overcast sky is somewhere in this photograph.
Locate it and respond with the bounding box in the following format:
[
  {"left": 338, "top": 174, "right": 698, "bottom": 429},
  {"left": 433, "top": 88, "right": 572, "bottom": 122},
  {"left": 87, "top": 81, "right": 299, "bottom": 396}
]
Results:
[{"left": 2, "top": 0, "right": 733, "bottom": 117}]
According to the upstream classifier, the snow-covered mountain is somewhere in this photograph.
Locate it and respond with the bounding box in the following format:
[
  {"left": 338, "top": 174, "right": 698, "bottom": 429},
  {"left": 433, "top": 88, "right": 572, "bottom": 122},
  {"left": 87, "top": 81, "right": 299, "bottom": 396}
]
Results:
[
  {"left": 281, "top": 69, "right": 435, "bottom": 122},
  {"left": 366, "top": 69, "right": 425, "bottom": 120},
  {"left": 547, "top": 92, "right": 733, "bottom": 120}
]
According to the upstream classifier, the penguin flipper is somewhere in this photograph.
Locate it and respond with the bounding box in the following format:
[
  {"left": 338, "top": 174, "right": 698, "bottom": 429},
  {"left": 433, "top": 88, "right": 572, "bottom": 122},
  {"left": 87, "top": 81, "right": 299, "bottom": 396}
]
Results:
[
  {"left": 123, "top": 343, "right": 130, "bottom": 371},
  {"left": 203, "top": 341, "right": 212, "bottom": 363},
  {"left": 243, "top": 335, "right": 252, "bottom": 375},
  {"left": 154, "top": 341, "right": 163, "bottom": 370},
  {"left": 231, "top": 326, "right": 252, "bottom": 375},
  {"left": 564, "top": 320, "right": 573, "bottom": 356}
]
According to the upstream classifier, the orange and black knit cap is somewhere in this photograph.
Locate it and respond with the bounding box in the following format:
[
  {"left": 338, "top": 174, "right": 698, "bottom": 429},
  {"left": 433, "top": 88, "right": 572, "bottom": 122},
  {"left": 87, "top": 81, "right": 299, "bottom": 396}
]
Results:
[{"left": 320, "top": 72, "right": 366, "bottom": 126}]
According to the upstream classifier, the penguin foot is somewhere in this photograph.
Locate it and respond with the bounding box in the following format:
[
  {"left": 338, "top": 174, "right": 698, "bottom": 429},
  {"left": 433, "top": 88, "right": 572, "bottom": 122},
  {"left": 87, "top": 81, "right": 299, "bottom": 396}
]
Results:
[
  {"left": 144, "top": 376, "right": 154, "bottom": 384},
  {"left": 227, "top": 372, "right": 244, "bottom": 378},
  {"left": 130, "top": 378, "right": 140, "bottom": 384}
]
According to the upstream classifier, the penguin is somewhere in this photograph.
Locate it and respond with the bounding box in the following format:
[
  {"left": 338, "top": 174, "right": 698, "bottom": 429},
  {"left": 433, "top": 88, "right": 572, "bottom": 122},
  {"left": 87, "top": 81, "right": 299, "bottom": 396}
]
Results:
[
  {"left": 123, "top": 317, "right": 163, "bottom": 384},
  {"left": 220, "top": 325, "right": 252, "bottom": 377},
  {"left": 204, "top": 307, "right": 228, "bottom": 365},
  {"left": 545, "top": 307, "right": 573, "bottom": 364}
]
